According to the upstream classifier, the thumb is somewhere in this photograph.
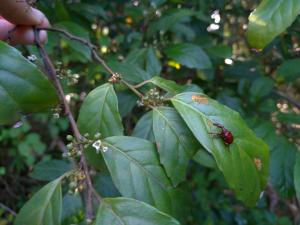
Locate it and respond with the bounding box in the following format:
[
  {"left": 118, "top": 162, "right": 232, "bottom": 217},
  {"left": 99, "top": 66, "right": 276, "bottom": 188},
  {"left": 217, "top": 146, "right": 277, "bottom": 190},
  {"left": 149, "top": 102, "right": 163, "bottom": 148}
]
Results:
[{"left": 0, "top": 0, "right": 46, "bottom": 26}]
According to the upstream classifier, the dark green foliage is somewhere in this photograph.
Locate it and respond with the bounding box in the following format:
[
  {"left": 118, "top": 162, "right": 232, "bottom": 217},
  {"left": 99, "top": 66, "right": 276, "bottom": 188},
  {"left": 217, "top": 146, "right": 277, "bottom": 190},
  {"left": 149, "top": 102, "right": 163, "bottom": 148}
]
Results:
[{"left": 1, "top": 0, "right": 299, "bottom": 225}]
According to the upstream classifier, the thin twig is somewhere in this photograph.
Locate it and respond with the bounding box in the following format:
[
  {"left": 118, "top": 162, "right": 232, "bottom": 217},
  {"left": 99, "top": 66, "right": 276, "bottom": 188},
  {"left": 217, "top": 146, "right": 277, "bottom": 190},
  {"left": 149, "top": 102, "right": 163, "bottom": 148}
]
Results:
[
  {"left": 39, "top": 27, "right": 115, "bottom": 76},
  {"left": 39, "top": 27, "right": 145, "bottom": 99},
  {"left": 133, "top": 80, "right": 151, "bottom": 89},
  {"left": 121, "top": 80, "right": 144, "bottom": 99},
  {"left": 0, "top": 203, "right": 17, "bottom": 216},
  {"left": 33, "top": 27, "right": 95, "bottom": 222}
]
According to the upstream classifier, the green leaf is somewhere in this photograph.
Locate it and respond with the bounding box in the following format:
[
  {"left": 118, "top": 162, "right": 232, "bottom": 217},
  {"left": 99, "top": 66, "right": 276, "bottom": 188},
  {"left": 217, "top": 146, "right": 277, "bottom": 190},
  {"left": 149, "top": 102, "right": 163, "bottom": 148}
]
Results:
[
  {"left": 276, "top": 59, "right": 300, "bottom": 82},
  {"left": 132, "top": 111, "right": 155, "bottom": 142},
  {"left": 153, "top": 107, "right": 199, "bottom": 186},
  {"left": 109, "top": 61, "right": 151, "bottom": 84},
  {"left": 193, "top": 148, "right": 217, "bottom": 169},
  {"left": 77, "top": 83, "right": 124, "bottom": 137},
  {"left": 94, "top": 175, "right": 121, "bottom": 198},
  {"left": 249, "top": 77, "right": 274, "bottom": 100},
  {"left": 30, "top": 160, "right": 73, "bottom": 181},
  {"left": 252, "top": 121, "right": 297, "bottom": 196},
  {"left": 102, "top": 136, "right": 173, "bottom": 213},
  {"left": 0, "top": 41, "right": 58, "bottom": 125},
  {"left": 206, "top": 44, "right": 232, "bottom": 59},
  {"left": 270, "top": 137, "right": 296, "bottom": 196},
  {"left": 148, "top": 77, "right": 185, "bottom": 95},
  {"left": 95, "top": 198, "right": 180, "bottom": 225},
  {"left": 164, "top": 43, "right": 212, "bottom": 69},
  {"left": 117, "top": 90, "right": 138, "bottom": 117},
  {"left": 14, "top": 177, "right": 62, "bottom": 225},
  {"left": 146, "top": 47, "right": 162, "bottom": 76},
  {"left": 171, "top": 92, "right": 269, "bottom": 206},
  {"left": 294, "top": 153, "right": 300, "bottom": 202},
  {"left": 125, "top": 49, "right": 147, "bottom": 66},
  {"left": 277, "top": 112, "right": 300, "bottom": 124},
  {"left": 247, "top": 0, "right": 300, "bottom": 49},
  {"left": 61, "top": 194, "right": 82, "bottom": 221},
  {"left": 124, "top": 47, "right": 161, "bottom": 77}
]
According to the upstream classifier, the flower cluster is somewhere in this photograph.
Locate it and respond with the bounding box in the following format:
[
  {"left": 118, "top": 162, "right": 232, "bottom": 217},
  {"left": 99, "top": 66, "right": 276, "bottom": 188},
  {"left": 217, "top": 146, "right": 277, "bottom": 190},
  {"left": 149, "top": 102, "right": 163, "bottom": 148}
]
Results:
[
  {"left": 55, "top": 61, "right": 80, "bottom": 86},
  {"left": 137, "top": 88, "right": 164, "bottom": 107},
  {"left": 68, "top": 170, "right": 85, "bottom": 194},
  {"left": 63, "top": 132, "right": 108, "bottom": 159}
]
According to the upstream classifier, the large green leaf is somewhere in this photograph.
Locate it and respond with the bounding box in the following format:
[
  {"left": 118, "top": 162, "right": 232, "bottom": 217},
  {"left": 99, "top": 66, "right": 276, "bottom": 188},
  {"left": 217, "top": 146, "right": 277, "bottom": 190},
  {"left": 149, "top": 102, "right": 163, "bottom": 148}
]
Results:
[
  {"left": 14, "top": 177, "right": 62, "bottom": 225},
  {"left": 276, "top": 59, "right": 300, "bottom": 82},
  {"left": 132, "top": 111, "right": 155, "bottom": 142},
  {"left": 61, "top": 194, "right": 82, "bottom": 221},
  {"left": 252, "top": 121, "right": 297, "bottom": 196},
  {"left": 0, "top": 41, "right": 58, "bottom": 125},
  {"left": 148, "top": 77, "right": 185, "bottom": 95},
  {"left": 249, "top": 77, "right": 274, "bottom": 101},
  {"left": 146, "top": 47, "right": 162, "bottom": 77},
  {"left": 153, "top": 107, "right": 199, "bottom": 186},
  {"left": 117, "top": 90, "right": 138, "bottom": 117},
  {"left": 102, "top": 136, "right": 173, "bottom": 214},
  {"left": 247, "top": 0, "right": 300, "bottom": 49},
  {"left": 294, "top": 153, "right": 300, "bottom": 202},
  {"left": 77, "top": 83, "right": 124, "bottom": 137},
  {"left": 269, "top": 137, "right": 296, "bottom": 196},
  {"left": 193, "top": 148, "right": 217, "bottom": 169},
  {"left": 164, "top": 43, "right": 212, "bottom": 69},
  {"left": 124, "top": 47, "right": 161, "bottom": 77},
  {"left": 171, "top": 92, "right": 269, "bottom": 206},
  {"left": 30, "top": 160, "right": 73, "bottom": 181},
  {"left": 95, "top": 198, "right": 180, "bottom": 225},
  {"left": 142, "top": 77, "right": 203, "bottom": 95}
]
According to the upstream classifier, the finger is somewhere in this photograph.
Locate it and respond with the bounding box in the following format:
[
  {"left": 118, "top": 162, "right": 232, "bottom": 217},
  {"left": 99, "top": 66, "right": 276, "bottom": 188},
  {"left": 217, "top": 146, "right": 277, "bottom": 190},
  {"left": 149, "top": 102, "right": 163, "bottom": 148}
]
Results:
[
  {"left": 0, "top": 19, "right": 48, "bottom": 45},
  {"left": 0, "top": 0, "right": 47, "bottom": 26}
]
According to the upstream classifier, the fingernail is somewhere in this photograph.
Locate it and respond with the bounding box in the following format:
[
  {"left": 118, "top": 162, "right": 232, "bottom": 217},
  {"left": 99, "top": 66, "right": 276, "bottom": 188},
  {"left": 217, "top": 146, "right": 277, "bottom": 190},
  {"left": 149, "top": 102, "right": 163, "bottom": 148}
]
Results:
[
  {"left": 39, "top": 30, "right": 48, "bottom": 43},
  {"left": 31, "top": 8, "right": 45, "bottom": 25}
]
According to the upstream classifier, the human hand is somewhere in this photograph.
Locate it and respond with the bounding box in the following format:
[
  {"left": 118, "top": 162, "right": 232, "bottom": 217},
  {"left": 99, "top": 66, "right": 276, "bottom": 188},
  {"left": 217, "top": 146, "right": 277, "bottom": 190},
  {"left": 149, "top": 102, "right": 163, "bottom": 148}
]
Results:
[{"left": 0, "top": 0, "right": 49, "bottom": 45}]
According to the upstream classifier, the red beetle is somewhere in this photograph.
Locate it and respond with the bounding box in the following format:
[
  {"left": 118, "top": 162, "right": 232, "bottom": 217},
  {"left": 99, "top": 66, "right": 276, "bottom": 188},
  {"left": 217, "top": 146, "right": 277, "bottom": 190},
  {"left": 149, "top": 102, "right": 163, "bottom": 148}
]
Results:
[{"left": 212, "top": 123, "right": 234, "bottom": 145}]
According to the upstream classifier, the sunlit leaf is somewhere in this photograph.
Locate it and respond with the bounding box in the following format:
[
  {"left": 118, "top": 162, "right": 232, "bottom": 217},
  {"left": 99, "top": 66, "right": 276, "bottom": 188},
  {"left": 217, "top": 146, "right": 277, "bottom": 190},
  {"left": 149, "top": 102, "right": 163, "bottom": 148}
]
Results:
[
  {"left": 15, "top": 177, "right": 63, "bottom": 225},
  {"left": 95, "top": 198, "right": 180, "bottom": 225},
  {"left": 171, "top": 92, "right": 269, "bottom": 206},
  {"left": 247, "top": 0, "right": 300, "bottom": 49}
]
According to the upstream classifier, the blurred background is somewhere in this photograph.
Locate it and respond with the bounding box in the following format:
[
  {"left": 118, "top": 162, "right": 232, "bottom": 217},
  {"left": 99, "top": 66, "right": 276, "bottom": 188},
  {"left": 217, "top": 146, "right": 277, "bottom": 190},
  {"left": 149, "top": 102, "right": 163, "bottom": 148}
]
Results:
[{"left": 0, "top": 0, "right": 299, "bottom": 224}]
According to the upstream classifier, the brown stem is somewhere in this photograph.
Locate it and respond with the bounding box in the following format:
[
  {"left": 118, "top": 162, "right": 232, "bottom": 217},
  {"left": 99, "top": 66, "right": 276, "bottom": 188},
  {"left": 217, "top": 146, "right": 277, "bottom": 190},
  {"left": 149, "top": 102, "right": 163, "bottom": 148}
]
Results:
[
  {"left": 39, "top": 27, "right": 115, "bottom": 76},
  {"left": 33, "top": 28, "right": 95, "bottom": 223},
  {"left": 133, "top": 80, "right": 151, "bottom": 89},
  {"left": 0, "top": 203, "right": 17, "bottom": 216}
]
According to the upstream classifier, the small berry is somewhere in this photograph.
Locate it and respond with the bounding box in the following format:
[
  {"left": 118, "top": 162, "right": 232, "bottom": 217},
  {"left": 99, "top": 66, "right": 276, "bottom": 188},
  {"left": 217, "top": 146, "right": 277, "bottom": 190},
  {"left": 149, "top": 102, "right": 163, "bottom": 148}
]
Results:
[
  {"left": 94, "top": 132, "right": 101, "bottom": 139},
  {"left": 66, "top": 135, "right": 73, "bottom": 141},
  {"left": 67, "top": 143, "right": 73, "bottom": 150}
]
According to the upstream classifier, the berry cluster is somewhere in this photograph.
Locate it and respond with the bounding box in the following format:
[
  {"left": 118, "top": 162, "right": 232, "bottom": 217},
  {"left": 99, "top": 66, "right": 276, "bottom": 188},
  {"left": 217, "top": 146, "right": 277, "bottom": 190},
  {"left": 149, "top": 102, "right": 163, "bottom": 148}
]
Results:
[{"left": 137, "top": 88, "right": 164, "bottom": 107}]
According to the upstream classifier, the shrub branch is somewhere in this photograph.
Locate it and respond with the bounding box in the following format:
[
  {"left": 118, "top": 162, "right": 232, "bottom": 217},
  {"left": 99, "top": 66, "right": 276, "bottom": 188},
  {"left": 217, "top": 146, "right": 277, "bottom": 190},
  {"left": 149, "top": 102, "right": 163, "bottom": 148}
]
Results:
[{"left": 33, "top": 27, "right": 97, "bottom": 223}]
